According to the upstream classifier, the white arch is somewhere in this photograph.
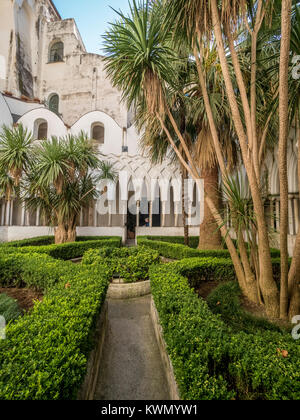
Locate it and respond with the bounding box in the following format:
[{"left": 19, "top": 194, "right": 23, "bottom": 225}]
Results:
[
  {"left": 18, "top": 108, "right": 67, "bottom": 138},
  {"left": 71, "top": 111, "right": 123, "bottom": 155}
]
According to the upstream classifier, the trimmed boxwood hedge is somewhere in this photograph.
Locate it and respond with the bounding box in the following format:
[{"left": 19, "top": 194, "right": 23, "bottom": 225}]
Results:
[
  {"left": 150, "top": 261, "right": 300, "bottom": 400},
  {"left": 138, "top": 236, "right": 281, "bottom": 260},
  {"left": 0, "top": 237, "right": 122, "bottom": 260},
  {"left": 0, "top": 251, "right": 110, "bottom": 400},
  {"left": 2, "top": 235, "right": 120, "bottom": 248},
  {"left": 82, "top": 246, "right": 160, "bottom": 282},
  {"left": 171, "top": 257, "right": 282, "bottom": 288}
]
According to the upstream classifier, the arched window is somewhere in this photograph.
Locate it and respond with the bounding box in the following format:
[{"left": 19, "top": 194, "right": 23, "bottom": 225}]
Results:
[
  {"left": 48, "top": 94, "right": 59, "bottom": 114},
  {"left": 49, "top": 41, "right": 64, "bottom": 63},
  {"left": 91, "top": 123, "right": 105, "bottom": 144},
  {"left": 34, "top": 119, "right": 48, "bottom": 140}
]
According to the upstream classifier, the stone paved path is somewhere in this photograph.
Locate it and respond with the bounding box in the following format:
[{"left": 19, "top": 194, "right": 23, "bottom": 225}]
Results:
[{"left": 93, "top": 295, "right": 170, "bottom": 400}]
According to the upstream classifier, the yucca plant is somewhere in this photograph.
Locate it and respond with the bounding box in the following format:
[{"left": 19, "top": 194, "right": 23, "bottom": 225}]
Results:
[
  {"left": 23, "top": 135, "right": 116, "bottom": 244},
  {"left": 0, "top": 124, "right": 33, "bottom": 186}
]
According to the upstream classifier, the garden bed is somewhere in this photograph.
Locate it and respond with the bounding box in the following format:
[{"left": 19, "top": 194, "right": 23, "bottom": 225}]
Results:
[
  {"left": 149, "top": 260, "right": 300, "bottom": 400},
  {"left": 0, "top": 245, "right": 110, "bottom": 400},
  {"left": 0, "top": 288, "right": 42, "bottom": 312}
]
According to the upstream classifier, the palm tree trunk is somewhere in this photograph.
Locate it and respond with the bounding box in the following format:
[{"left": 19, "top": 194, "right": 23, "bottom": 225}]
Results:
[
  {"left": 181, "top": 167, "right": 189, "bottom": 246},
  {"left": 278, "top": 0, "right": 293, "bottom": 320},
  {"left": 55, "top": 223, "right": 67, "bottom": 244},
  {"left": 210, "top": 0, "right": 279, "bottom": 318},
  {"left": 288, "top": 127, "right": 300, "bottom": 319},
  {"left": 199, "top": 165, "right": 222, "bottom": 249}
]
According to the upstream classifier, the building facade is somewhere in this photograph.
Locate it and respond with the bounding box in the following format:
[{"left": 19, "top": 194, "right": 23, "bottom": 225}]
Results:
[
  {"left": 0, "top": 0, "right": 202, "bottom": 243},
  {"left": 0, "top": 0, "right": 298, "bottom": 253}
]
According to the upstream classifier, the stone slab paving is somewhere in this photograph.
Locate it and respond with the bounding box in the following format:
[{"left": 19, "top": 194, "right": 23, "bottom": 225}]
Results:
[{"left": 93, "top": 295, "right": 171, "bottom": 400}]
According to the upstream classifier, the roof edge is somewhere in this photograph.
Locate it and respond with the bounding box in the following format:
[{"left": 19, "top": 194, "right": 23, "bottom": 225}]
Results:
[{"left": 49, "top": 0, "right": 61, "bottom": 20}]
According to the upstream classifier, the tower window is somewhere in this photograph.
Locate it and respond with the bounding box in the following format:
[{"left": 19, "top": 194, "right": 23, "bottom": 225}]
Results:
[
  {"left": 49, "top": 41, "right": 64, "bottom": 63},
  {"left": 91, "top": 123, "right": 105, "bottom": 144},
  {"left": 48, "top": 94, "right": 59, "bottom": 114}
]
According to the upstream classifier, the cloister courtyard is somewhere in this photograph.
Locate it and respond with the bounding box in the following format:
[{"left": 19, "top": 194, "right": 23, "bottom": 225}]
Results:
[{"left": 0, "top": 0, "right": 299, "bottom": 403}]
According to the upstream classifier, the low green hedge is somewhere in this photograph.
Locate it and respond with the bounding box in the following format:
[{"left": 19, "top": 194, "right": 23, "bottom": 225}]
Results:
[
  {"left": 3, "top": 235, "right": 120, "bottom": 248},
  {"left": 83, "top": 246, "right": 160, "bottom": 282},
  {"left": 171, "top": 257, "right": 281, "bottom": 288},
  {"left": 0, "top": 252, "right": 76, "bottom": 290},
  {"left": 139, "top": 235, "right": 200, "bottom": 248},
  {"left": 0, "top": 237, "right": 122, "bottom": 261},
  {"left": 0, "top": 252, "right": 110, "bottom": 400},
  {"left": 138, "top": 236, "right": 281, "bottom": 260},
  {"left": 137, "top": 237, "right": 231, "bottom": 259},
  {"left": 150, "top": 262, "right": 300, "bottom": 400}
]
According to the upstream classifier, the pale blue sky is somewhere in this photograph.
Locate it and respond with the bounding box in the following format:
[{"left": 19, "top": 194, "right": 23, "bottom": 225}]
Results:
[{"left": 53, "top": 0, "right": 131, "bottom": 54}]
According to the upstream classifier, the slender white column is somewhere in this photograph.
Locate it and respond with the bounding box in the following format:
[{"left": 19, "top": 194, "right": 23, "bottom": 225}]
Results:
[
  {"left": 149, "top": 201, "right": 153, "bottom": 228},
  {"left": 136, "top": 201, "right": 140, "bottom": 228},
  {"left": 25, "top": 210, "right": 30, "bottom": 227},
  {"left": 94, "top": 200, "right": 98, "bottom": 227},
  {"left": 1, "top": 202, "right": 5, "bottom": 226},
  {"left": 21, "top": 203, "right": 26, "bottom": 226},
  {"left": 121, "top": 200, "right": 127, "bottom": 227},
  {"left": 174, "top": 201, "right": 180, "bottom": 227},
  {"left": 9, "top": 200, "right": 14, "bottom": 226},
  {"left": 5, "top": 201, "right": 10, "bottom": 226},
  {"left": 108, "top": 202, "right": 112, "bottom": 227},
  {"left": 36, "top": 207, "right": 40, "bottom": 226},
  {"left": 161, "top": 201, "right": 166, "bottom": 227}
]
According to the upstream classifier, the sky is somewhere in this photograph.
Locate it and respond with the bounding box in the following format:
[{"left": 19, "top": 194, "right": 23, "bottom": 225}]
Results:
[{"left": 53, "top": 0, "right": 131, "bottom": 54}]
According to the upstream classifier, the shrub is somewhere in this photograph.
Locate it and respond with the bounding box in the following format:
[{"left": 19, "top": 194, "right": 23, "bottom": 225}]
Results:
[
  {"left": 0, "top": 256, "right": 110, "bottom": 400},
  {"left": 2, "top": 235, "right": 119, "bottom": 248},
  {"left": 82, "top": 246, "right": 160, "bottom": 282},
  {"left": 150, "top": 263, "right": 300, "bottom": 400},
  {"left": 207, "top": 281, "right": 284, "bottom": 334},
  {"left": 0, "top": 293, "right": 22, "bottom": 322},
  {"left": 0, "top": 237, "right": 122, "bottom": 260},
  {"left": 137, "top": 236, "right": 281, "bottom": 259},
  {"left": 0, "top": 252, "right": 76, "bottom": 290},
  {"left": 137, "top": 237, "right": 231, "bottom": 259}
]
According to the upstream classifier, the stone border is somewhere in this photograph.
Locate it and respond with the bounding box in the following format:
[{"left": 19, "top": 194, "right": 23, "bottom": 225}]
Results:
[
  {"left": 77, "top": 301, "right": 108, "bottom": 400},
  {"left": 150, "top": 297, "right": 181, "bottom": 400},
  {"left": 107, "top": 280, "right": 151, "bottom": 299}
]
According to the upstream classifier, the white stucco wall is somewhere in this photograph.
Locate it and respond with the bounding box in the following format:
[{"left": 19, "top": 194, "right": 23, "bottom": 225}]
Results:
[
  {"left": 0, "top": 226, "right": 126, "bottom": 243},
  {"left": 18, "top": 107, "right": 68, "bottom": 138},
  {"left": 0, "top": 93, "right": 13, "bottom": 131},
  {"left": 71, "top": 110, "right": 123, "bottom": 155}
]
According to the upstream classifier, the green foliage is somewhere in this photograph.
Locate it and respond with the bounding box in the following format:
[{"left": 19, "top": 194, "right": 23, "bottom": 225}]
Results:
[
  {"left": 3, "top": 235, "right": 119, "bottom": 248},
  {"left": 0, "top": 293, "right": 22, "bottom": 323},
  {"left": 138, "top": 236, "right": 281, "bottom": 260},
  {"left": 82, "top": 246, "right": 160, "bottom": 282},
  {"left": 0, "top": 254, "right": 109, "bottom": 400},
  {"left": 207, "top": 281, "right": 284, "bottom": 335},
  {"left": 139, "top": 235, "right": 199, "bottom": 248},
  {"left": 150, "top": 262, "right": 300, "bottom": 400},
  {"left": 138, "top": 236, "right": 235, "bottom": 259},
  {"left": 0, "top": 237, "right": 122, "bottom": 261},
  {"left": 0, "top": 252, "right": 75, "bottom": 290}
]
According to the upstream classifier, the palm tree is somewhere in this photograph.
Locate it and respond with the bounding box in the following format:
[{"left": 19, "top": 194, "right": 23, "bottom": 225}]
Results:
[
  {"left": 162, "top": 0, "right": 297, "bottom": 318},
  {"left": 0, "top": 127, "right": 116, "bottom": 244},
  {"left": 104, "top": 0, "right": 236, "bottom": 252},
  {"left": 24, "top": 133, "right": 116, "bottom": 243}
]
